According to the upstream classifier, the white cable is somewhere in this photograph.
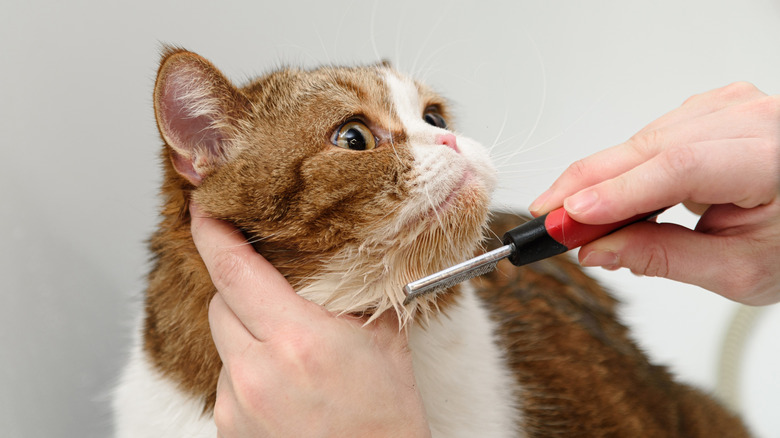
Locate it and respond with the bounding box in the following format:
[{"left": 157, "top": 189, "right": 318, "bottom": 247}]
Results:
[{"left": 715, "top": 304, "right": 766, "bottom": 413}]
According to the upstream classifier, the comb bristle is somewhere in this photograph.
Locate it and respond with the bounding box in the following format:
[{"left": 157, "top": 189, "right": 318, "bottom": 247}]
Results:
[
  {"left": 402, "top": 261, "right": 498, "bottom": 304},
  {"left": 402, "top": 244, "right": 513, "bottom": 305}
]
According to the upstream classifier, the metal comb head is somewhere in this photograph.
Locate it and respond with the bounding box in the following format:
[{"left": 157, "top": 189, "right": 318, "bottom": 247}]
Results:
[{"left": 402, "top": 244, "right": 514, "bottom": 305}]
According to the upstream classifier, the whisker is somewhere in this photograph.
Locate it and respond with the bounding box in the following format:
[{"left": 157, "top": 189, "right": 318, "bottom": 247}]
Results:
[
  {"left": 314, "top": 28, "right": 332, "bottom": 66},
  {"left": 410, "top": 13, "right": 446, "bottom": 78},
  {"left": 512, "top": 29, "right": 547, "bottom": 161},
  {"left": 369, "top": 0, "right": 382, "bottom": 62}
]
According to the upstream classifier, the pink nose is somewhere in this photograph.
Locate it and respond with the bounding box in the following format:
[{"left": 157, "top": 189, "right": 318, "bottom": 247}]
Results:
[{"left": 436, "top": 133, "right": 459, "bottom": 153}]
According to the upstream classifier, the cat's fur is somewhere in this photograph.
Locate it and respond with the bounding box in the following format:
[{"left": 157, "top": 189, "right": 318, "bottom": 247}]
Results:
[{"left": 114, "top": 47, "right": 749, "bottom": 437}]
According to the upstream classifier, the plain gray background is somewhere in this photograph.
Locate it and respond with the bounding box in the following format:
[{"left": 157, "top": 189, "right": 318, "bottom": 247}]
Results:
[{"left": 2, "top": 0, "right": 779, "bottom": 436}]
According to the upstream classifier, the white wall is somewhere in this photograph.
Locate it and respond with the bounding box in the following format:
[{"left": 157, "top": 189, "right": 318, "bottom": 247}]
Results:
[{"left": 2, "top": 1, "right": 778, "bottom": 436}]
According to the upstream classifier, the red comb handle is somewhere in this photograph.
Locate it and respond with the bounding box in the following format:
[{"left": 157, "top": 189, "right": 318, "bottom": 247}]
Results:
[{"left": 502, "top": 207, "right": 663, "bottom": 267}]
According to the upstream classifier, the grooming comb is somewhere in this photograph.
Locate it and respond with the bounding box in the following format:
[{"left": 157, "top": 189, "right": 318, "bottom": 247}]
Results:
[{"left": 403, "top": 206, "right": 663, "bottom": 304}]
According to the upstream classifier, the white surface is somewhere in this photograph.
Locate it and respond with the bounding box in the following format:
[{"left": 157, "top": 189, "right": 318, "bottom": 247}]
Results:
[{"left": 1, "top": 1, "right": 778, "bottom": 436}]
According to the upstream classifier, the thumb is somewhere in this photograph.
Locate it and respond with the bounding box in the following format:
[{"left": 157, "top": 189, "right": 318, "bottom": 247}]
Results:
[{"left": 578, "top": 221, "right": 737, "bottom": 298}]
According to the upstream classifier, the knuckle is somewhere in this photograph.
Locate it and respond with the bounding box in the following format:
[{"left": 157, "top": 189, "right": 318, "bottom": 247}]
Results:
[
  {"left": 719, "top": 81, "right": 761, "bottom": 100},
  {"left": 626, "top": 128, "right": 662, "bottom": 158},
  {"left": 635, "top": 244, "right": 671, "bottom": 278},
  {"left": 276, "top": 331, "right": 321, "bottom": 373},
  {"left": 718, "top": 258, "right": 773, "bottom": 304},
  {"left": 565, "top": 158, "right": 590, "bottom": 180},
  {"left": 212, "top": 396, "right": 235, "bottom": 432},
  {"left": 227, "top": 361, "right": 267, "bottom": 413},
  {"left": 681, "top": 91, "right": 704, "bottom": 107},
  {"left": 207, "top": 293, "right": 222, "bottom": 324},
  {"left": 749, "top": 95, "right": 780, "bottom": 120},
  {"left": 210, "top": 249, "right": 247, "bottom": 292},
  {"left": 214, "top": 371, "right": 240, "bottom": 433},
  {"left": 717, "top": 269, "right": 754, "bottom": 302},
  {"left": 660, "top": 144, "right": 699, "bottom": 181}
]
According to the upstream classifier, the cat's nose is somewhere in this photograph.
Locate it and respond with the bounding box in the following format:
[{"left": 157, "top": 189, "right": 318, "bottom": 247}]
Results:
[{"left": 436, "top": 133, "right": 459, "bottom": 153}]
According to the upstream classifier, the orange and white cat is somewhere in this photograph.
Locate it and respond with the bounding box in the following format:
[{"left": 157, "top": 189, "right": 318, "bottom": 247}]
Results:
[{"left": 113, "top": 47, "right": 748, "bottom": 437}]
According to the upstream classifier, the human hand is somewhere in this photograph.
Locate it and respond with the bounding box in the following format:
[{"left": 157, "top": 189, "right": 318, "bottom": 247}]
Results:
[
  {"left": 529, "top": 82, "right": 780, "bottom": 305},
  {"left": 189, "top": 204, "right": 431, "bottom": 437}
]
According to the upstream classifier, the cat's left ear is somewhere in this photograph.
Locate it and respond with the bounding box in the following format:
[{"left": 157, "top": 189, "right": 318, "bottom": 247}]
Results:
[{"left": 153, "top": 47, "right": 250, "bottom": 185}]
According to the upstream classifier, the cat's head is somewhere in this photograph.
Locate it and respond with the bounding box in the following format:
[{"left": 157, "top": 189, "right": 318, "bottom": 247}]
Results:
[{"left": 154, "top": 47, "right": 496, "bottom": 323}]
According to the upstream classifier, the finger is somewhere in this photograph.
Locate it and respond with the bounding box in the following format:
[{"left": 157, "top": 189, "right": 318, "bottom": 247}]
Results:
[
  {"left": 529, "top": 142, "right": 644, "bottom": 216},
  {"left": 213, "top": 366, "right": 239, "bottom": 437},
  {"left": 529, "top": 83, "right": 769, "bottom": 216},
  {"left": 209, "top": 292, "right": 260, "bottom": 358},
  {"left": 365, "top": 309, "right": 408, "bottom": 345},
  {"left": 190, "top": 203, "right": 316, "bottom": 336},
  {"left": 578, "top": 221, "right": 766, "bottom": 304},
  {"left": 636, "top": 82, "right": 767, "bottom": 136},
  {"left": 564, "top": 137, "right": 775, "bottom": 224},
  {"left": 578, "top": 222, "right": 723, "bottom": 289},
  {"left": 683, "top": 201, "right": 710, "bottom": 216}
]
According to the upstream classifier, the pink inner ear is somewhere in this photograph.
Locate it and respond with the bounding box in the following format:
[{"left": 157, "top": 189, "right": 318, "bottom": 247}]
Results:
[
  {"left": 170, "top": 148, "right": 203, "bottom": 185},
  {"left": 159, "top": 67, "right": 226, "bottom": 185}
]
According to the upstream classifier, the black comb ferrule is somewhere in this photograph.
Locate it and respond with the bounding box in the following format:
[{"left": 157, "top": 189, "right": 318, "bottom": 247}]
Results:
[{"left": 501, "top": 213, "right": 568, "bottom": 266}]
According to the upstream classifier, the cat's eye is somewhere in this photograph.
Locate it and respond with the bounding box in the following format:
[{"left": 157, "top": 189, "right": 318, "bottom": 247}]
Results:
[
  {"left": 423, "top": 108, "right": 447, "bottom": 129},
  {"left": 334, "top": 120, "right": 377, "bottom": 151}
]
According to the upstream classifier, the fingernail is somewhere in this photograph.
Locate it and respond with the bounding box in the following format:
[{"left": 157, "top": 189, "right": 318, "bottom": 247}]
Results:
[
  {"left": 581, "top": 250, "right": 620, "bottom": 270},
  {"left": 529, "top": 189, "right": 552, "bottom": 215},
  {"left": 565, "top": 190, "right": 599, "bottom": 215}
]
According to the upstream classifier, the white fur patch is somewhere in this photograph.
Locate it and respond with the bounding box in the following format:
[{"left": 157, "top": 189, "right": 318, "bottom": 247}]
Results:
[
  {"left": 410, "top": 283, "right": 522, "bottom": 437},
  {"left": 383, "top": 70, "right": 497, "bottom": 229},
  {"left": 382, "top": 72, "right": 520, "bottom": 436},
  {"left": 113, "top": 329, "right": 217, "bottom": 438}
]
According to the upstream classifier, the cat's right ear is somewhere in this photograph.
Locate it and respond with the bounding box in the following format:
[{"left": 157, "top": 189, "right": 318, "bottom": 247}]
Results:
[{"left": 153, "top": 48, "right": 249, "bottom": 186}]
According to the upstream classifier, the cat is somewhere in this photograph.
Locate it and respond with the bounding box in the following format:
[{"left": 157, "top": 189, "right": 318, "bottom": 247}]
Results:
[{"left": 113, "top": 47, "right": 750, "bottom": 437}]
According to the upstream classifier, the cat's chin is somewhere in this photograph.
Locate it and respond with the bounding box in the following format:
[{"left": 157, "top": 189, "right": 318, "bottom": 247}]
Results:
[{"left": 427, "top": 168, "right": 475, "bottom": 218}]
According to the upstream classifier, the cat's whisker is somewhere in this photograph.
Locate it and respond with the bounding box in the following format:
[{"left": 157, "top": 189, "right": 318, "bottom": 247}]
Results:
[
  {"left": 410, "top": 13, "right": 447, "bottom": 80},
  {"left": 487, "top": 105, "right": 511, "bottom": 156},
  {"left": 486, "top": 126, "right": 534, "bottom": 155},
  {"left": 492, "top": 155, "right": 565, "bottom": 169},
  {"left": 382, "top": 78, "right": 407, "bottom": 168},
  {"left": 392, "top": 1, "right": 408, "bottom": 73},
  {"left": 331, "top": 5, "right": 354, "bottom": 65},
  {"left": 313, "top": 28, "right": 332, "bottom": 67},
  {"left": 491, "top": 29, "right": 547, "bottom": 170},
  {"left": 492, "top": 88, "right": 607, "bottom": 165},
  {"left": 412, "top": 38, "right": 474, "bottom": 84},
  {"left": 274, "top": 41, "right": 323, "bottom": 68},
  {"left": 369, "top": 0, "right": 382, "bottom": 63},
  {"left": 388, "top": 136, "right": 404, "bottom": 166}
]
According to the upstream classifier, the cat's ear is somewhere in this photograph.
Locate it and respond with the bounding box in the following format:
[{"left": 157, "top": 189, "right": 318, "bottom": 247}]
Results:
[{"left": 153, "top": 47, "right": 249, "bottom": 185}]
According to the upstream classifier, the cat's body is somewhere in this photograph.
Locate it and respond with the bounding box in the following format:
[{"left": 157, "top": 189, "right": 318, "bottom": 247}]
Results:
[{"left": 114, "top": 47, "right": 749, "bottom": 437}]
